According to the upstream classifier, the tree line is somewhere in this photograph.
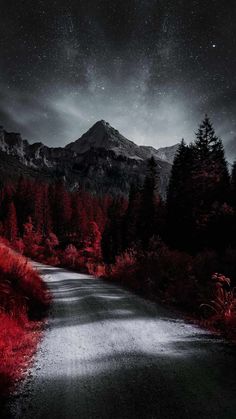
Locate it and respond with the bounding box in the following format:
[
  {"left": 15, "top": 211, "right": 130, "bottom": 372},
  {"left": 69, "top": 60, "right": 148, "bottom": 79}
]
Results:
[
  {"left": 0, "top": 115, "right": 236, "bottom": 322},
  {"left": 103, "top": 115, "right": 236, "bottom": 260}
]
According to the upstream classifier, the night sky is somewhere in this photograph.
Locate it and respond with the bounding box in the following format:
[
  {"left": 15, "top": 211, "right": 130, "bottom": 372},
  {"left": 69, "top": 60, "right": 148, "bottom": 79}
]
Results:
[{"left": 0, "top": 0, "right": 235, "bottom": 149}]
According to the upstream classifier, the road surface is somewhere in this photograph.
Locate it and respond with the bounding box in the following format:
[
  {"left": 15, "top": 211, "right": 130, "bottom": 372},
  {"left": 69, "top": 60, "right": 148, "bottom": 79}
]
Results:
[{"left": 3, "top": 263, "right": 236, "bottom": 419}]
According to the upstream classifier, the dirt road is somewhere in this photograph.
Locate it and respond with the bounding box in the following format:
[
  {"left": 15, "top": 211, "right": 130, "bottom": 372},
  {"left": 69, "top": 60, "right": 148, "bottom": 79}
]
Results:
[{"left": 4, "top": 263, "right": 236, "bottom": 418}]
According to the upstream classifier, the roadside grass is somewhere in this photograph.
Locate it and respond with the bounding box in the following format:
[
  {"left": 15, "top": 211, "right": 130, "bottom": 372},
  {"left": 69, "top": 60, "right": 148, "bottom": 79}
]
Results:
[
  {"left": 106, "top": 248, "right": 236, "bottom": 342},
  {"left": 0, "top": 243, "right": 50, "bottom": 398}
]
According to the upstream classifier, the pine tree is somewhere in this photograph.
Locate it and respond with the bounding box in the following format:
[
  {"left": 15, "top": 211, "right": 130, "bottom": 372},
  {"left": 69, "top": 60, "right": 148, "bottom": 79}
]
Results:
[
  {"left": 70, "top": 194, "right": 82, "bottom": 245},
  {"left": 231, "top": 161, "right": 236, "bottom": 208},
  {"left": 15, "top": 176, "right": 34, "bottom": 233},
  {"left": 52, "top": 182, "right": 72, "bottom": 241},
  {"left": 0, "top": 183, "right": 15, "bottom": 222},
  {"left": 191, "top": 116, "right": 230, "bottom": 249},
  {"left": 123, "top": 183, "right": 141, "bottom": 250},
  {"left": 193, "top": 115, "right": 230, "bottom": 205},
  {"left": 23, "top": 217, "right": 42, "bottom": 257},
  {"left": 139, "top": 157, "right": 159, "bottom": 249},
  {"left": 85, "top": 221, "right": 102, "bottom": 259},
  {"left": 210, "top": 137, "right": 230, "bottom": 203},
  {"left": 4, "top": 201, "right": 18, "bottom": 242},
  {"left": 167, "top": 140, "right": 193, "bottom": 205},
  {"left": 194, "top": 115, "right": 216, "bottom": 161},
  {"left": 34, "top": 183, "right": 52, "bottom": 237},
  {"left": 166, "top": 140, "right": 195, "bottom": 249},
  {"left": 102, "top": 198, "right": 126, "bottom": 264}
]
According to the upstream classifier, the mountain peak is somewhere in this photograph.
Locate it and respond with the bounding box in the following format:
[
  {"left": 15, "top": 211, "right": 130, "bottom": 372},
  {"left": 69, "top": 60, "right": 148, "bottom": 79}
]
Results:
[
  {"left": 94, "top": 119, "right": 109, "bottom": 127},
  {"left": 66, "top": 120, "right": 141, "bottom": 157},
  {"left": 66, "top": 121, "right": 178, "bottom": 163},
  {"left": 0, "top": 121, "right": 176, "bottom": 197},
  {"left": 88, "top": 119, "right": 112, "bottom": 133}
]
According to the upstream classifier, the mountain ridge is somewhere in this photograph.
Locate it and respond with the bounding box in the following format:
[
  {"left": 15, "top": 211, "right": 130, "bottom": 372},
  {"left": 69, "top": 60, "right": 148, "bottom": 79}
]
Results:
[{"left": 0, "top": 121, "right": 178, "bottom": 196}]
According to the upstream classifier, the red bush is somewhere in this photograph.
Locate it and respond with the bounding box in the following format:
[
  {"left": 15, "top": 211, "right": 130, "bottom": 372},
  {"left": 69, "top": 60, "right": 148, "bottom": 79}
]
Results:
[{"left": 0, "top": 244, "right": 50, "bottom": 398}]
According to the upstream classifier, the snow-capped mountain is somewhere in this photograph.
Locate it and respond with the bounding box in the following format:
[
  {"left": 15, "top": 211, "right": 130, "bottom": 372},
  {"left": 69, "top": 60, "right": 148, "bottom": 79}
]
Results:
[{"left": 0, "top": 121, "right": 178, "bottom": 196}]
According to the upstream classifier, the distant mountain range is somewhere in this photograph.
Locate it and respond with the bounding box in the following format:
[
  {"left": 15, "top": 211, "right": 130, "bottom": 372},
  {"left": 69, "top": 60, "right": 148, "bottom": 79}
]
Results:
[{"left": 0, "top": 120, "right": 179, "bottom": 196}]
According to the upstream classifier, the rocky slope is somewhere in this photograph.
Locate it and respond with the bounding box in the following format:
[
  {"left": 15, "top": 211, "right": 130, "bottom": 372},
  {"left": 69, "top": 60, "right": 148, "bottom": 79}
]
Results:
[{"left": 0, "top": 121, "right": 178, "bottom": 196}]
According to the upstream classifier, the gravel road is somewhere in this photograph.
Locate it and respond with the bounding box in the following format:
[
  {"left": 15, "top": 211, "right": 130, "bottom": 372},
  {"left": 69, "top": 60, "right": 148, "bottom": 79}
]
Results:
[{"left": 3, "top": 263, "right": 236, "bottom": 419}]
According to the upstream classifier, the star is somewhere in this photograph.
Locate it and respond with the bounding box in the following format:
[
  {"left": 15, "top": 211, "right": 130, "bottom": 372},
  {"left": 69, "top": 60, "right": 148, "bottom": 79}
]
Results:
[{"left": 0, "top": 0, "right": 235, "bottom": 150}]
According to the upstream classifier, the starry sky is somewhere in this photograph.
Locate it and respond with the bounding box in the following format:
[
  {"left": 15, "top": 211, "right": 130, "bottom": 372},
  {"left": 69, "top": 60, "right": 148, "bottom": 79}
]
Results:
[{"left": 0, "top": 0, "right": 235, "bottom": 150}]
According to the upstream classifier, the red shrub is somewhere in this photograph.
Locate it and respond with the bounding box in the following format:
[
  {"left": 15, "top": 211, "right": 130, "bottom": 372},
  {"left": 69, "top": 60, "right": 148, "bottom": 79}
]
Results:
[
  {"left": 109, "top": 250, "right": 139, "bottom": 287},
  {"left": 200, "top": 273, "right": 236, "bottom": 339},
  {"left": 0, "top": 244, "right": 50, "bottom": 398}
]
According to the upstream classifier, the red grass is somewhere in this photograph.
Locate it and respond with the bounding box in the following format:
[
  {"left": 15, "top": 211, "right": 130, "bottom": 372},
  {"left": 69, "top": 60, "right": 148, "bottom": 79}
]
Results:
[{"left": 0, "top": 243, "right": 50, "bottom": 398}]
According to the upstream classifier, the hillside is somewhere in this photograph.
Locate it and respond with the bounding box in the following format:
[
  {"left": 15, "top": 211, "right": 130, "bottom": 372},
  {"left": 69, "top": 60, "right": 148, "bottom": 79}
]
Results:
[{"left": 0, "top": 122, "right": 177, "bottom": 196}]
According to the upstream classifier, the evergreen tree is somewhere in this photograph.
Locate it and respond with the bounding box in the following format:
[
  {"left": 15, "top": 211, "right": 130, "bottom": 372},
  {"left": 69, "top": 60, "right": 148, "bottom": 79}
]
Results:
[
  {"left": 34, "top": 183, "right": 52, "bottom": 237},
  {"left": 193, "top": 115, "right": 230, "bottom": 206},
  {"left": 0, "top": 183, "right": 14, "bottom": 222},
  {"left": 123, "top": 183, "right": 141, "bottom": 250},
  {"left": 85, "top": 221, "right": 102, "bottom": 259},
  {"left": 15, "top": 176, "right": 34, "bottom": 233},
  {"left": 194, "top": 115, "right": 215, "bottom": 161},
  {"left": 191, "top": 116, "right": 230, "bottom": 249},
  {"left": 4, "top": 201, "right": 18, "bottom": 242},
  {"left": 70, "top": 193, "right": 82, "bottom": 245},
  {"left": 139, "top": 157, "right": 159, "bottom": 249},
  {"left": 166, "top": 140, "right": 195, "bottom": 249},
  {"left": 52, "top": 182, "right": 72, "bottom": 241},
  {"left": 23, "top": 217, "right": 42, "bottom": 257},
  {"left": 229, "top": 162, "right": 236, "bottom": 247},
  {"left": 102, "top": 198, "right": 126, "bottom": 264},
  {"left": 210, "top": 136, "right": 230, "bottom": 203},
  {"left": 231, "top": 161, "right": 236, "bottom": 208}
]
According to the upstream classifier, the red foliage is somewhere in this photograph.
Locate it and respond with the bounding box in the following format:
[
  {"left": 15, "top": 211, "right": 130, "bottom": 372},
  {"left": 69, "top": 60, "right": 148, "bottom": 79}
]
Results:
[
  {"left": 1, "top": 172, "right": 235, "bottom": 345},
  {"left": 200, "top": 273, "right": 236, "bottom": 338},
  {"left": 0, "top": 179, "right": 111, "bottom": 273},
  {"left": 0, "top": 244, "right": 50, "bottom": 397},
  {"left": 0, "top": 314, "right": 43, "bottom": 396},
  {"left": 4, "top": 201, "right": 18, "bottom": 242},
  {"left": 23, "top": 217, "right": 42, "bottom": 258}
]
